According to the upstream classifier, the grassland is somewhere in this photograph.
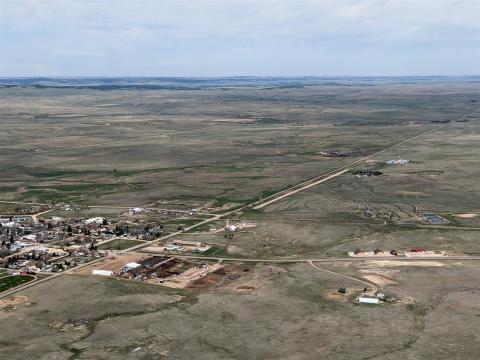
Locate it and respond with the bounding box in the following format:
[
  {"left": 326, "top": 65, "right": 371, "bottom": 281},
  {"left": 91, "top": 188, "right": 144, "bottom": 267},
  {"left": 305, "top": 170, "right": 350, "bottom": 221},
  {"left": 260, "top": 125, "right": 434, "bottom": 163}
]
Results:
[
  {"left": 0, "top": 275, "right": 35, "bottom": 292},
  {"left": 1, "top": 81, "right": 478, "bottom": 211},
  {"left": 0, "top": 262, "right": 479, "bottom": 359},
  {"left": 1, "top": 78, "right": 479, "bottom": 359},
  {"left": 98, "top": 239, "right": 146, "bottom": 250}
]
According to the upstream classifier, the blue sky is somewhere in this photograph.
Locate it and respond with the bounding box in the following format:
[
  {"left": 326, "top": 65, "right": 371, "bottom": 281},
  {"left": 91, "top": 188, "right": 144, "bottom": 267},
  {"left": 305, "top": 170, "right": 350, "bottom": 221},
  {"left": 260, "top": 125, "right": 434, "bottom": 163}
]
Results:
[{"left": 1, "top": 0, "right": 478, "bottom": 76}]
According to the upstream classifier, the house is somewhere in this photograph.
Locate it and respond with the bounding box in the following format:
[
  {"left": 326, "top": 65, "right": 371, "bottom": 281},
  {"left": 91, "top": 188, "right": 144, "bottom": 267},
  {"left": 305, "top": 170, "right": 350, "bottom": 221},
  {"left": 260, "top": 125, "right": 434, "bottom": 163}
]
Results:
[
  {"left": 129, "top": 208, "right": 146, "bottom": 215},
  {"left": 10, "top": 241, "right": 31, "bottom": 252},
  {"left": 49, "top": 216, "right": 63, "bottom": 224},
  {"left": 85, "top": 217, "right": 104, "bottom": 225},
  {"left": 226, "top": 225, "right": 238, "bottom": 232},
  {"left": 165, "top": 244, "right": 183, "bottom": 252},
  {"left": 22, "top": 234, "right": 37, "bottom": 242}
]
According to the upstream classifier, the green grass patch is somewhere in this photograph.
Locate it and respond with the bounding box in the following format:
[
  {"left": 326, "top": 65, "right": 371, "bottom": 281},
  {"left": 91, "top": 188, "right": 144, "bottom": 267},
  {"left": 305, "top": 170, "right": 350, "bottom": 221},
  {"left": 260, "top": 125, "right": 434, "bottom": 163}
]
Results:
[
  {"left": 0, "top": 275, "right": 35, "bottom": 292},
  {"left": 201, "top": 246, "right": 228, "bottom": 256},
  {"left": 28, "top": 169, "right": 102, "bottom": 178},
  {"left": 98, "top": 239, "right": 145, "bottom": 251}
]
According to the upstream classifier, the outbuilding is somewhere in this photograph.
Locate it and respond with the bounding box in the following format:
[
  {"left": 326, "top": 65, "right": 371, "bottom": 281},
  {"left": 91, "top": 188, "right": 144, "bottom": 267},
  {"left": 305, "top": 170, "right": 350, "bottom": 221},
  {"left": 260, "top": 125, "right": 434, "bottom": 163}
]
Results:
[
  {"left": 123, "top": 262, "right": 141, "bottom": 272},
  {"left": 226, "top": 225, "right": 238, "bottom": 232},
  {"left": 358, "top": 297, "right": 380, "bottom": 304},
  {"left": 92, "top": 269, "right": 113, "bottom": 276}
]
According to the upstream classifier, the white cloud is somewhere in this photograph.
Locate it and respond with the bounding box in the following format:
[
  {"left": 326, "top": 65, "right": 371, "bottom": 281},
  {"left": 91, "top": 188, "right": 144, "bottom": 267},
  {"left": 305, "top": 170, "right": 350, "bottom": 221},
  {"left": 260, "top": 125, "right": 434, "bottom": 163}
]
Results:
[{"left": 1, "top": 0, "right": 478, "bottom": 76}]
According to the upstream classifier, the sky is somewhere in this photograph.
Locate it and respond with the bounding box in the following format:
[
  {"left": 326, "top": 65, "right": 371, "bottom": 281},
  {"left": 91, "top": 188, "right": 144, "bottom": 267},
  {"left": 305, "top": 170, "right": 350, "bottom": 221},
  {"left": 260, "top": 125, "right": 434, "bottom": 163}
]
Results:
[{"left": 0, "top": 0, "right": 479, "bottom": 77}]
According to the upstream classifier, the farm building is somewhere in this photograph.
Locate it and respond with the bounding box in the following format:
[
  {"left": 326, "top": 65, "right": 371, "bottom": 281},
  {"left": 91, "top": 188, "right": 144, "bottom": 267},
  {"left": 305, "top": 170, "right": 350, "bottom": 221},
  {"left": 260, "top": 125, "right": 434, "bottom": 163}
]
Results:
[
  {"left": 386, "top": 159, "right": 409, "bottom": 165},
  {"left": 92, "top": 269, "right": 113, "bottom": 276},
  {"left": 358, "top": 297, "right": 380, "bottom": 304},
  {"left": 123, "top": 262, "right": 142, "bottom": 272}
]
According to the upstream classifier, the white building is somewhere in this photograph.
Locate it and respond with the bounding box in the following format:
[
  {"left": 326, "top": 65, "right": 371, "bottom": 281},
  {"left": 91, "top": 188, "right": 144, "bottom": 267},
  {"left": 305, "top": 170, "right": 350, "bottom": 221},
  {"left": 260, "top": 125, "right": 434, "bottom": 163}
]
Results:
[
  {"left": 85, "top": 217, "right": 104, "bottom": 225},
  {"left": 226, "top": 225, "right": 238, "bottom": 232},
  {"left": 386, "top": 159, "right": 409, "bottom": 165},
  {"left": 123, "top": 262, "right": 141, "bottom": 272},
  {"left": 22, "top": 234, "right": 37, "bottom": 242},
  {"left": 358, "top": 296, "right": 380, "bottom": 304},
  {"left": 129, "top": 208, "right": 146, "bottom": 214},
  {"left": 92, "top": 269, "right": 113, "bottom": 276}
]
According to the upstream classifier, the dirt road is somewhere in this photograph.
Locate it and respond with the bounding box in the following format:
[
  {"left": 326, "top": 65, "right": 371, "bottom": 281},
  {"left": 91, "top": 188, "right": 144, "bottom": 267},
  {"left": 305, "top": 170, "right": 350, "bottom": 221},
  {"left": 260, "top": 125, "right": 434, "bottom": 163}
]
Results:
[
  {"left": 1, "top": 109, "right": 477, "bottom": 298},
  {"left": 308, "top": 260, "right": 378, "bottom": 293}
]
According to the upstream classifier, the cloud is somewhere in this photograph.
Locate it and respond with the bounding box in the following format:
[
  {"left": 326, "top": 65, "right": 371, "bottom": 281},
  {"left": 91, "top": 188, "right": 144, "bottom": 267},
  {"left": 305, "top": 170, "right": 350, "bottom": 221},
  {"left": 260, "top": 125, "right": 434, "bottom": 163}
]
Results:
[
  {"left": 55, "top": 50, "right": 106, "bottom": 57},
  {"left": 0, "top": 0, "right": 478, "bottom": 76}
]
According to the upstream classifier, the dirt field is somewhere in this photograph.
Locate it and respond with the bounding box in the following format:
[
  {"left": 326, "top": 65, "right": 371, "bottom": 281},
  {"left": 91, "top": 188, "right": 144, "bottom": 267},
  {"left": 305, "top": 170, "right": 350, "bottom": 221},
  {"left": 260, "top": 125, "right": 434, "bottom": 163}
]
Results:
[
  {"left": 74, "top": 254, "right": 143, "bottom": 275},
  {"left": 0, "top": 260, "right": 478, "bottom": 359},
  {"left": 0, "top": 295, "right": 29, "bottom": 309},
  {"left": 161, "top": 263, "right": 223, "bottom": 289}
]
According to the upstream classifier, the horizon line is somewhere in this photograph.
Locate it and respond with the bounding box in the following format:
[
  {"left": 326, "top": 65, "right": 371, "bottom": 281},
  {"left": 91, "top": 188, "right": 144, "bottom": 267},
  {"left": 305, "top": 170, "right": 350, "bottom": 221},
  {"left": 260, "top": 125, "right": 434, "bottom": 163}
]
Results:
[{"left": 1, "top": 74, "right": 480, "bottom": 79}]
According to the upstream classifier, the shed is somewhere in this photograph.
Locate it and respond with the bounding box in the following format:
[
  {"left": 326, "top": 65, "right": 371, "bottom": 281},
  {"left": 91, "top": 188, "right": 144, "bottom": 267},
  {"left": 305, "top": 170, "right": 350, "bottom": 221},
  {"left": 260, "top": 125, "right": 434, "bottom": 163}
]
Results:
[
  {"left": 123, "top": 262, "right": 141, "bottom": 272},
  {"left": 92, "top": 269, "right": 113, "bottom": 276},
  {"left": 358, "top": 297, "right": 380, "bottom": 304}
]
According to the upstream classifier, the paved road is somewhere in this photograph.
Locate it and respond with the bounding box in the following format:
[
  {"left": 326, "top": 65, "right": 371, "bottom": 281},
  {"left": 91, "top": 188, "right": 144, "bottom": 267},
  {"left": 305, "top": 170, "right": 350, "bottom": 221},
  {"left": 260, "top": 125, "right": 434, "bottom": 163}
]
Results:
[
  {"left": 2, "top": 251, "right": 479, "bottom": 299},
  {"left": 1, "top": 109, "right": 478, "bottom": 298},
  {"left": 253, "top": 168, "right": 350, "bottom": 209},
  {"left": 248, "top": 109, "right": 477, "bottom": 210},
  {"left": 138, "top": 253, "right": 480, "bottom": 263}
]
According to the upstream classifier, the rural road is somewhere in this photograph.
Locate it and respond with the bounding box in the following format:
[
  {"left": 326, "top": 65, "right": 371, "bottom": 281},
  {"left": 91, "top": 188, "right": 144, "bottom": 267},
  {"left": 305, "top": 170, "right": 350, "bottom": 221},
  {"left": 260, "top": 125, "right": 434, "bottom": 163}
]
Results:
[
  {"left": 253, "top": 168, "right": 350, "bottom": 209},
  {"left": 248, "top": 109, "right": 477, "bottom": 210},
  {"left": 3, "top": 253, "right": 480, "bottom": 299},
  {"left": 308, "top": 260, "right": 378, "bottom": 293},
  {"left": 1, "top": 109, "right": 478, "bottom": 298},
  {"left": 142, "top": 254, "right": 480, "bottom": 263}
]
